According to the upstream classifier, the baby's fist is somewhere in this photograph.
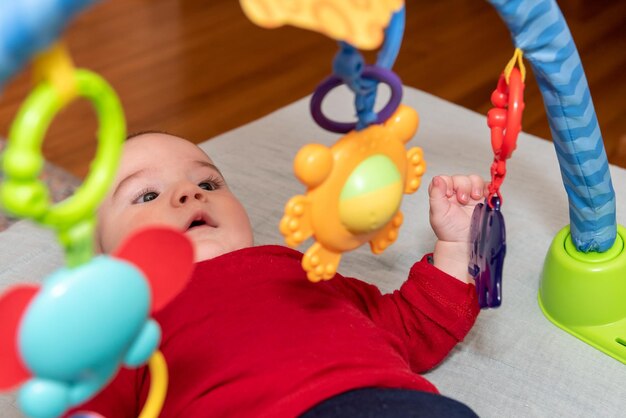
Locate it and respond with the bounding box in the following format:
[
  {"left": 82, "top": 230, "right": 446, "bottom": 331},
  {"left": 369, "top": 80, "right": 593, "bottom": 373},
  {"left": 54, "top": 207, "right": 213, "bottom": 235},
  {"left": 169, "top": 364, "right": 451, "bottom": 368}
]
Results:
[{"left": 428, "top": 175, "right": 487, "bottom": 244}]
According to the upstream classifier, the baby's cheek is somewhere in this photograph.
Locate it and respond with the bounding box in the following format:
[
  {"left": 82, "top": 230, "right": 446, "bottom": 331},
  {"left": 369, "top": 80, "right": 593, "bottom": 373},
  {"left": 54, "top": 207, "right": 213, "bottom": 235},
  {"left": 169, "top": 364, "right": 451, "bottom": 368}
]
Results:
[{"left": 103, "top": 213, "right": 150, "bottom": 252}]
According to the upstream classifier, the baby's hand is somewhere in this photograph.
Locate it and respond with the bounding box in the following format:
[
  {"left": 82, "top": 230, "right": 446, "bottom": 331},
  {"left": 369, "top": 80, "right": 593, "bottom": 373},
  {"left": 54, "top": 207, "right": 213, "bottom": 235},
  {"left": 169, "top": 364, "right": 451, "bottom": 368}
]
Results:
[
  {"left": 428, "top": 175, "right": 487, "bottom": 282},
  {"left": 429, "top": 175, "right": 487, "bottom": 243}
]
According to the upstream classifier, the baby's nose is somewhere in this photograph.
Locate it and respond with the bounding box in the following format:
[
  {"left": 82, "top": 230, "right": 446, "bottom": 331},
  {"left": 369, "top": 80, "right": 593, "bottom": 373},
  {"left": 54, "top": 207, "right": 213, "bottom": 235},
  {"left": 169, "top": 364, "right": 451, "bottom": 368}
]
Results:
[
  {"left": 173, "top": 183, "right": 207, "bottom": 206},
  {"left": 178, "top": 192, "right": 203, "bottom": 204}
]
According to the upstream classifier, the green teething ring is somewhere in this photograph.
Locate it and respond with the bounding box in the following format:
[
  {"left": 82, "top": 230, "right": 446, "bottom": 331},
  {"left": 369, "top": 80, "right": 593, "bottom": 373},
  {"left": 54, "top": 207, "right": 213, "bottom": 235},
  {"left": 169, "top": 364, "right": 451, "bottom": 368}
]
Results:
[{"left": 0, "top": 69, "right": 125, "bottom": 266}]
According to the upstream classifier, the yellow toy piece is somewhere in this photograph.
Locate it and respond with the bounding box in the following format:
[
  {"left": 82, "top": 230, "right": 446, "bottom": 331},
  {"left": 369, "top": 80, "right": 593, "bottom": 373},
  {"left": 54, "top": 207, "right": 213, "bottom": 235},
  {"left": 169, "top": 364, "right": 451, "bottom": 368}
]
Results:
[
  {"left": 240, "top": 0, "right": 404, "bottom": 50},
  {"left": 280, "top": 105, "right": 426, "bottom": 282}
]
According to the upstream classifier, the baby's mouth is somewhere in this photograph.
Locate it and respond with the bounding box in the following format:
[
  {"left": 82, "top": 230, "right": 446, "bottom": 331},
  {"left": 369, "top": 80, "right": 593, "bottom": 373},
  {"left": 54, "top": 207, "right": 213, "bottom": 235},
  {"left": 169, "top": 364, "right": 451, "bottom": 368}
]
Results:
[
  {"left": 185, "top": 212, "right": 216, "bottom": 232},
  {"left": 188, "top": 219, "right": 207, "bottom": 230}
]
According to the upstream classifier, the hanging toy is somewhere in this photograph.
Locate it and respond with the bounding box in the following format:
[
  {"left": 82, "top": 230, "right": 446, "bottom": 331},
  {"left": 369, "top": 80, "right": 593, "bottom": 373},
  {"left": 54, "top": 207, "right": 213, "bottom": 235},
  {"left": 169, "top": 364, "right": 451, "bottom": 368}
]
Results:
[
  {"left": 0, "top": 227, "right": 194, "bottom": 418},
  {"left": 239, "top": 0, "right": 404, "bottom": 50},
  {"left": 0, "top": 43, "right": 193, "bottom": 418},
  {"left": 281, "top": 105, "right": 424, "bottom": 282},
  {"left": 279, "top": 7, "right": 425, "bottom": 282},
  {"left": 469, "top": 49, "right": 525, "bottom": 308}
]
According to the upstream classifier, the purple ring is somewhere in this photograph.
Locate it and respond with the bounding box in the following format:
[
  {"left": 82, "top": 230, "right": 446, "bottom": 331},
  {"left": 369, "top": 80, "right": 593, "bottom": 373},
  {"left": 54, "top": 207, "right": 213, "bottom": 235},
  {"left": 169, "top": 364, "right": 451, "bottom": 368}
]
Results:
[{"left": 310, "top": 66, "right": 403, "bottom": 133}]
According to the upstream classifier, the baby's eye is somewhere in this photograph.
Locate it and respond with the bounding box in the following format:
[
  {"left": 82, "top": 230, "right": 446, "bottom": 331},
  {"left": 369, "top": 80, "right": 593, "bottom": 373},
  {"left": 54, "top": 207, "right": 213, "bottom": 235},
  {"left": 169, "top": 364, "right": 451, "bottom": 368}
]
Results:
[
  {"left": 199, "top": 181, "right": 219, "bottom": 191},
  {"left": 134, "top": 191, "right": 159, "bottom": 204}
]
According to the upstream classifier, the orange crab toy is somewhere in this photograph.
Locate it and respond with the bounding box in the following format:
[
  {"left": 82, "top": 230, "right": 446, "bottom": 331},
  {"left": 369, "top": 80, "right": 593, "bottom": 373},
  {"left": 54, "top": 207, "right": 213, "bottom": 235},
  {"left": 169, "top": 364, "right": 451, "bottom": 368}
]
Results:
[{"left": 280, "top": 105, "right": 425, "bottom": 282}]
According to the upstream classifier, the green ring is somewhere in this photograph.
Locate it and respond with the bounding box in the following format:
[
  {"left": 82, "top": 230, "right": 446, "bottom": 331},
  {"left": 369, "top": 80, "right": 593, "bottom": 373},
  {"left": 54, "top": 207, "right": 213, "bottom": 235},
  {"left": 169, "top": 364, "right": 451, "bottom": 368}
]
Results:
[{"left": 0, "top": 69, "right": 125, "bottom": 229}]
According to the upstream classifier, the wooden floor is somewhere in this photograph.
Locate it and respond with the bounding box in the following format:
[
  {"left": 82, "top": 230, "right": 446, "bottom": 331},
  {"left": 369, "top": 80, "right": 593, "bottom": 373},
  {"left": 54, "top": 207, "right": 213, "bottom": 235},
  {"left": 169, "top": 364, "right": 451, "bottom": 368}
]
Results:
[{"left": 0, "top": 0, "right": 625, "bottom": 177}]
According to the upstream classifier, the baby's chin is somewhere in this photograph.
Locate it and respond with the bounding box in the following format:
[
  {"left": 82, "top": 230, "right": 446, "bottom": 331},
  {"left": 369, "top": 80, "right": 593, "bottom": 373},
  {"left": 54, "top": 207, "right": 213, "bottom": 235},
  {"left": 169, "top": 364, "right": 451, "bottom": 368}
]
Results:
[{"left": 192, "top": 239, "right": 250, "bottom": 263}]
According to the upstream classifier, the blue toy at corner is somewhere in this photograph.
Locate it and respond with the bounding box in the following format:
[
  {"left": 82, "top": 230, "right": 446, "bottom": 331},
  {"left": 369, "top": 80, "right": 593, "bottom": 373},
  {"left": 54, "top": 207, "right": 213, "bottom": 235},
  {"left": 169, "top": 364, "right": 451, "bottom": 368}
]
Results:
[{"left": 0, "top": 228, "right": 195, "bottom": 418}]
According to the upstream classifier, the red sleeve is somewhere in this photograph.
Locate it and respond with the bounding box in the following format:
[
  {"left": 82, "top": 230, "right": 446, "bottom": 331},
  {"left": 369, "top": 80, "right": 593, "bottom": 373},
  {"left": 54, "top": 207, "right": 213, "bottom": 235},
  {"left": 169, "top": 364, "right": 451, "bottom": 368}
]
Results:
[
  {"left": 64, "top": 366, "right": 145, "bottom": 418},
  {"left": 331, "top": 254, "right": 480, "bottom": 373}
]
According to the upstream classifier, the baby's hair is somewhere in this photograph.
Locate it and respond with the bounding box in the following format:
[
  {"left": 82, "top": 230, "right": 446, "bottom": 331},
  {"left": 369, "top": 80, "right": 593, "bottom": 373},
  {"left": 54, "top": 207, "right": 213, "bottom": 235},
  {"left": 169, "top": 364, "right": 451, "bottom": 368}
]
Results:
[{"left": 125, "top": 130, "right": 173, "bottom": 141}]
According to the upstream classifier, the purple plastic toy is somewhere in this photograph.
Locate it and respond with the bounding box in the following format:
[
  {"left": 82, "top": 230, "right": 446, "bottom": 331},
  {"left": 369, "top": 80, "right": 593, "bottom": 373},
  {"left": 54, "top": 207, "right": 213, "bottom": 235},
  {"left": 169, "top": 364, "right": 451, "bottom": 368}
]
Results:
[{"left": 469, "top": 196, "right": 506, "bottom": 308}]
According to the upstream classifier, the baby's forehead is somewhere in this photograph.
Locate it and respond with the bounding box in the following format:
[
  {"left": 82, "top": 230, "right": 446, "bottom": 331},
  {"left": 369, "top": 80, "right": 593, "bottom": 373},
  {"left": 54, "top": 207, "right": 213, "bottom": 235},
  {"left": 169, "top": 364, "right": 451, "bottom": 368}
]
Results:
[
  {"left": 123, "top": 133, "right": 215, "bottom": 165},
  {"left": 105, "top": 134, "right": 220, "bottom": 194}
]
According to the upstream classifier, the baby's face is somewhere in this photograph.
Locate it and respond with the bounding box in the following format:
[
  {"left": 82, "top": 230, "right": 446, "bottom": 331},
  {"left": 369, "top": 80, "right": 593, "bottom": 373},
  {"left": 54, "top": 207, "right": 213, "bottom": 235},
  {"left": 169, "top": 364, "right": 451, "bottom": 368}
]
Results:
[{"left": 97, "top": 133, "right": 253, "bottom": 262}]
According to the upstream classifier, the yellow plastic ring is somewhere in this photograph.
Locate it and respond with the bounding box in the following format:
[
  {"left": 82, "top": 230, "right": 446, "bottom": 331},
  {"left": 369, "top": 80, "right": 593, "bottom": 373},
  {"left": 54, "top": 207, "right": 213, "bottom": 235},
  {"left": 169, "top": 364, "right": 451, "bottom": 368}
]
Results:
[{"left": 138, "top": 351, "right": 168, "bottom": 418}]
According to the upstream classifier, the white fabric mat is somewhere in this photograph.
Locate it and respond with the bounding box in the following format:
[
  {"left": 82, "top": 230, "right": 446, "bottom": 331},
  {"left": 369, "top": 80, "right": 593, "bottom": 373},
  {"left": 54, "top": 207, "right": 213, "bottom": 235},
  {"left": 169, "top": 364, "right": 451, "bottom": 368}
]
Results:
[{"left": 1, "top": 86, "right": 624, "bottom": 417}]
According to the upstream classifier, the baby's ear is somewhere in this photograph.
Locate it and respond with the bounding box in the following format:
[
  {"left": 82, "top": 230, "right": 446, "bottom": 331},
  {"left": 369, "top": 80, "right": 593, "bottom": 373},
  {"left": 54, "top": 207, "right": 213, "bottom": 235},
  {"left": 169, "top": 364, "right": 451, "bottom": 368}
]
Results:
[
  {"left": 93, "top": 233, "right": 104, "bottom": 255},
  {"left": 93, "top": 204, "right": 110, "bottom": 255},
  {"left": 113, "top": 227, "right": 195, "bottom": 312}
]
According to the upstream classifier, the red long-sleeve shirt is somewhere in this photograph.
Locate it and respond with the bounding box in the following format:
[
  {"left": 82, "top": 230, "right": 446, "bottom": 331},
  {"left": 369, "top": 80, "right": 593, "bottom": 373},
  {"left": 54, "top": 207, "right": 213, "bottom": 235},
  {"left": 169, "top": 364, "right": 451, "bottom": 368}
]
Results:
[{"left": 74, "top": 245, "right": 479, "bottom": 417}]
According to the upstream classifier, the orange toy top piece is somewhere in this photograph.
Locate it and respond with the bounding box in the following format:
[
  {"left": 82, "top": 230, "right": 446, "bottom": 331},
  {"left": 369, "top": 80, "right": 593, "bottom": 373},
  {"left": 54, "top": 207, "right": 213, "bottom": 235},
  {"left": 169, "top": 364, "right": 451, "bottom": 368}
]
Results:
[
  {"left": 240, "top": 0, "right": 404, "bottom": 50},
  {"left": 280, "top": 105, "right": 425, "bottom": 282}
]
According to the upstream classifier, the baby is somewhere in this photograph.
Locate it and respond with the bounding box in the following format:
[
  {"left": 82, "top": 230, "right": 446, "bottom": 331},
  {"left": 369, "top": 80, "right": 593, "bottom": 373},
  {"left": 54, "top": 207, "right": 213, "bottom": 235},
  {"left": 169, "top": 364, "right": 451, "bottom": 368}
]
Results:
[
  {"left": 82, "top": 131, "right": 485, "bottom": 417},
  {"left": 97, "top": 132, "right": 254, "bottom": 262}
]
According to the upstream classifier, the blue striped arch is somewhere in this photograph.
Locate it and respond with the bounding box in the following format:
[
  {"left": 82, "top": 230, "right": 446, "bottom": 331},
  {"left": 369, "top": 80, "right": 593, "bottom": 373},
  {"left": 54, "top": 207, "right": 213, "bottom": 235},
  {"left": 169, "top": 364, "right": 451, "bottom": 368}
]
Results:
[{"left": 487, "top": 0, "right": 617, "bottom": 252}]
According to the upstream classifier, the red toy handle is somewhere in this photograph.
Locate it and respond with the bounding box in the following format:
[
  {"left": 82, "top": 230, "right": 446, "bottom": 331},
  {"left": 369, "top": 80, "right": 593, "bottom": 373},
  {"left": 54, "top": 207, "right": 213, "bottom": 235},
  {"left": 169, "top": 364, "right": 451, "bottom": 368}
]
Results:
[
  {"left": 488, "top": 67, "right": 525, "bottom": 160},
  {"left": 486, "top": 67, "right": 525, "bottom": 206}
]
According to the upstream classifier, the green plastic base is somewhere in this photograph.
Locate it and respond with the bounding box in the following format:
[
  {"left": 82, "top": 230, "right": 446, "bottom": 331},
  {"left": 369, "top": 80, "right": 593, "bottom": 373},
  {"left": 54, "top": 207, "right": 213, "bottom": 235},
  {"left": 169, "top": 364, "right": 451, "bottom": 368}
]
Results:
[{"left": 539, "top": 224, "right": 626, "bottom": 365}]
